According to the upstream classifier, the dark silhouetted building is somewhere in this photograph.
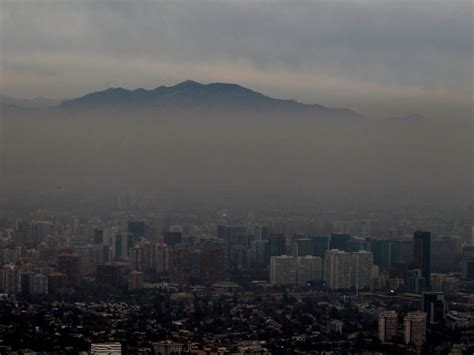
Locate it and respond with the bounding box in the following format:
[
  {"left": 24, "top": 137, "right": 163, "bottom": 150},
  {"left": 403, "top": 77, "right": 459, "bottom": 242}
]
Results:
[
  {"left": 330, "top": 233, "right": 350, "bottom": 251},
  {"left": 269, "top": 234, "right": 286, "bottom": 257},
  {"left": 391, "top": 239, "right": 413, "bottom": 264},
  {"left": 462, "top": 246, "right": 474, "bottom": 281},
  {"left": 164, "top": 232, "right": 182, "bottom": 246},
  {"left": 423, "top": 292, "right": 446, "bottom": 324},
  {"left": 407, "top": 269, "right": 425, "bottom": 294},
  {"left": 57, "top": 253, "right": 81, "bottom": 288},
  {"left": 311, "top": 235, "right": 329, "bottom": 258},
  {"left": 48, "top": 272, "right": 66, "bottom": 294},
  {"left": 96, "top": 264, "right": 122, "bottom": 288},
  {"left": 128, "top": 221, "right": 145, "bottom": 240},
  {"left": 169, "top": 247, "right": 192, "bottom": 284},
  {"left": 373, "top": 240, "right": 393, "bottom": 270},
  {"left": 217, "top": 225, "right": 247, "bottom": 244},
  {"left": 413, "top": 231, "right": 431, "bottom": 289},
  {"left": 127, "top": 233, "right": 135, "bottom": 252},
  {"left": 114, "top": 234, "right": 123, "bottom": 259},
  {"left": 255, "top": 225, "right": 269, "bottom": 241},
  {"left": 296, "top": 238, "right": 313, "bottom": 256},
  {"left": 390, "top": 261, "right": 409, "bottom": 281},
  {"left": 94, "top": 229, "right": 104, "bottom": 244},
  {"left": 200, "top": 246, "right": 225, "bottom": 285},
  {"left": 431, "top": 236, "right": 462, "bottom": 273}
]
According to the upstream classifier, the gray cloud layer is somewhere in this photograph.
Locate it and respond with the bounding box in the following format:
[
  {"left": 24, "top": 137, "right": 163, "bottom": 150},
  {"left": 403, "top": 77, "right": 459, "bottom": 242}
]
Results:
[{"left": 1, "top": 0, "right": 472, "bottom": 116}]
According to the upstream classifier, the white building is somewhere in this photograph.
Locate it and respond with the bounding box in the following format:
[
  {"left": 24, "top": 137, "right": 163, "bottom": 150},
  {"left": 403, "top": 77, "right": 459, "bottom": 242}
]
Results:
[
  {"left": 324, "top": 249, "right": 352, "bottom": 289},
  {"left": 296, "top": 256, "right": 322, "bottom": 285},
  {"left": 352, "top": 251, "right": 374, "bottom": 289},
  {"left": 270, "top": 255, "right": 297, "bottom": 285},
  {"left": 90, "top": 342, "right": 122, "bottom": 355}
]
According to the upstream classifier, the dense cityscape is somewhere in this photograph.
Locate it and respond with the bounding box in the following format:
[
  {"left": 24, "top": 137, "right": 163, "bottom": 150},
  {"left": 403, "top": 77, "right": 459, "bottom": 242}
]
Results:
[
  {"left": 0, "top": 203, "right": 472, "bottom": 354},
  {"left": 1, "top": 1, "right": 472, "bottom": 354}
]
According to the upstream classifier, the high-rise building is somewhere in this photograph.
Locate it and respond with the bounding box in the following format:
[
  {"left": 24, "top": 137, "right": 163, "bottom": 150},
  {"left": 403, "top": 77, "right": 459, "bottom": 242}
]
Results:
[
  {"left": 200, "top": 246, "right": 225, "bottom": 285},
  {"left": 27, "top": 273, "right": 48, "bottom": 295},
  {"left": 255, "top": 225, "right": 269, "bottom": 241},
  {"left": 31, "top": 221, "right": 53, "bottom": 243},
  {"left": 269, "top": 234, "right": 286, "bottom": 257},
  {"left": 57, "top": 253, "right": 81, "bottom": 288},
  {"left": 347, "top": 238, "right": 365, "bottom": 252},
  {"left": 378, "top": 311, "right": 398, "bottom": 343},
  {"left": 462, "top": 225, "right": 473, "bottom": 245},
  {"left": 230, "top": 245, "right": 250, "bottom": 270},
  {"left": 432, "top": 236, "right": 462, "bottom": 273},
  {"left": 114, "top": 234, "right": 123, "bottom": 259},
  {"left": 129, "top": 247, "right": 143, "bottom": 271},
  {"left": 128, "top": 221, "right": 145, "bottom": 240},
  {"left": 423, "top": 292, "right": 446, "bottom": 324},
  {"left": 404, "top": 312, "right": 427, "bottom": 348},
  {"left": 296, "top": 256, "right": 322, "bottom": 286},
  {"left": 430, "top": 273, "right": 458, "bottom": 295},
  {"left": 164, "top": 232, "right": 182, "bottom": 246},
  {"left": 351, "top": 251, "right": 374, "bottom": 290},
  {"left": 295, "top": 238, "right": 313, "bottom": 257},
  {"left": 169, "top": 247, "right": 192, "bottom": 284},
  {"left": 407, "top": 269, "right": 425, "bottom": 294},
  {"left": 217, "top": 225, "right": 247, "bottom": 244},
  {"left": 270, "top": 255, "right": 297, "bottom": 285},
  {"left": 94, "top": 229, "right": 104, "bottom": 244},
  {"left": 330, "top": 233, "right": 351, "bottom": 251},
  {"left": 251, "top": 240, "right": 269, "bottom": 266},
  {"left": 391, "top": 240, "right": 413, "bottom": 265},
  {"left": 324, "top": 249, "right": 352, "bottom": 289},
  {"left": 413, "top": 231, "right": 431, "bottom": 289},
  {"left": 48, "top": 272, "right": 66, "bottom": 294},
  {"left": 154, "top": 244, "right": 170, "bottom": 274},
  {"left": 71, "top": 242, "right": 95, "bottom": 276},
  {"left": 128, "top": 271, "right": 144, "bottom": 290},
  {"left": 0, "top": 264, "right": 21, "bottom": 294},
  {"left": 96, "top": 264, "right": 122, "bottom": 288},
  {"left": 461, "top": 246, "right": 474, "bottom": 281},
  {"left": 373, "top": 240, "right": 393, "bottom": 270},
  {"left": 310, "top": 235, "right": 329, "bottom": 258}
]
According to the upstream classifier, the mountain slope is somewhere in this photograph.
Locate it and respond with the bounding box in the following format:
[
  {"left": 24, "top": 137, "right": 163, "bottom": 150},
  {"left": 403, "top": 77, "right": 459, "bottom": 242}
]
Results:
[
  {"left": 60, "top": 80, "right": 361, "bottom": 117},
  {"left": 0, "top": 95, "right": 60, "bottom": 108}
]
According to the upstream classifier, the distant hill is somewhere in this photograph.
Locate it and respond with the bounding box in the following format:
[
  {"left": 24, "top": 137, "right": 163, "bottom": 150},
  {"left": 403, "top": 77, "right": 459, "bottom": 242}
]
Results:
[
  {"left": 0, "top": 95, "right": 61, "bottom": 109},
  {"left": 60, "top": 80, "right": 361, "bottom": 117}
]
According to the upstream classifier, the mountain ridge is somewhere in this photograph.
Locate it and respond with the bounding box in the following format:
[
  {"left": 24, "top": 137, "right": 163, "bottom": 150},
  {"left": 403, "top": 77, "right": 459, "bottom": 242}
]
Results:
[{"left": 59, "top": 80, "right": 362, "bottom": 117}]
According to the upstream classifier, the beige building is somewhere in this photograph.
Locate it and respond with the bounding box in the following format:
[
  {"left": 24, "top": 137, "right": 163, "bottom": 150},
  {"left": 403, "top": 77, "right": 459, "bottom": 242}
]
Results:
[
  {"left": 378, "top": 310, "right": 398, "bottom": 342},
  {"left": 270, "top": 255, "right": 297, "bottom": 285},
  {"left": 404, "top": 311, "right": 427, "bottom": 348}
]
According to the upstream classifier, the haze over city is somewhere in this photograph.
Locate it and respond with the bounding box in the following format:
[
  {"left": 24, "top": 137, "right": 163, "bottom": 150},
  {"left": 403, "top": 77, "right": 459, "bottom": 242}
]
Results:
[{"left": 0, "top": 1, "right": 472, "bottom": 354}]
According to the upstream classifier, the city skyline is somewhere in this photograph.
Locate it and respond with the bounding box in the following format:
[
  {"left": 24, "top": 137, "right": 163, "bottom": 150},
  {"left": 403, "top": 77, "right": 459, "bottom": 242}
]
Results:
[{"left": 0, "top": 1, "right": 472, "bottom": 353}]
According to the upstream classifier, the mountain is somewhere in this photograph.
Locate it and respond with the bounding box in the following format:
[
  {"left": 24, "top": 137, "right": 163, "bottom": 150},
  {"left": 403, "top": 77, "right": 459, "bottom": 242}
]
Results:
[
  {"left": 60, "top": 80, "right": 361, "bottom": 117},
  {"left": 0, "top": 95, "right": 61, "bottom": 108}
]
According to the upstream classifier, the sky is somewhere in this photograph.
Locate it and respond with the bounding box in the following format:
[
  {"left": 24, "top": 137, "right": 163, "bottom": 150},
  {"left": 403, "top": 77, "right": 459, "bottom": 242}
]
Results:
[{"left": 0, "top": 0, "right": 472, "bottom": 117}]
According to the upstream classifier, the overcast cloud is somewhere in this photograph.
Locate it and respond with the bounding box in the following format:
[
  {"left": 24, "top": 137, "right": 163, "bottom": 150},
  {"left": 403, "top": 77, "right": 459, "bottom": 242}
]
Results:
[{"left": 0, "top": 0, "right": 472, "bottom": 116}]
